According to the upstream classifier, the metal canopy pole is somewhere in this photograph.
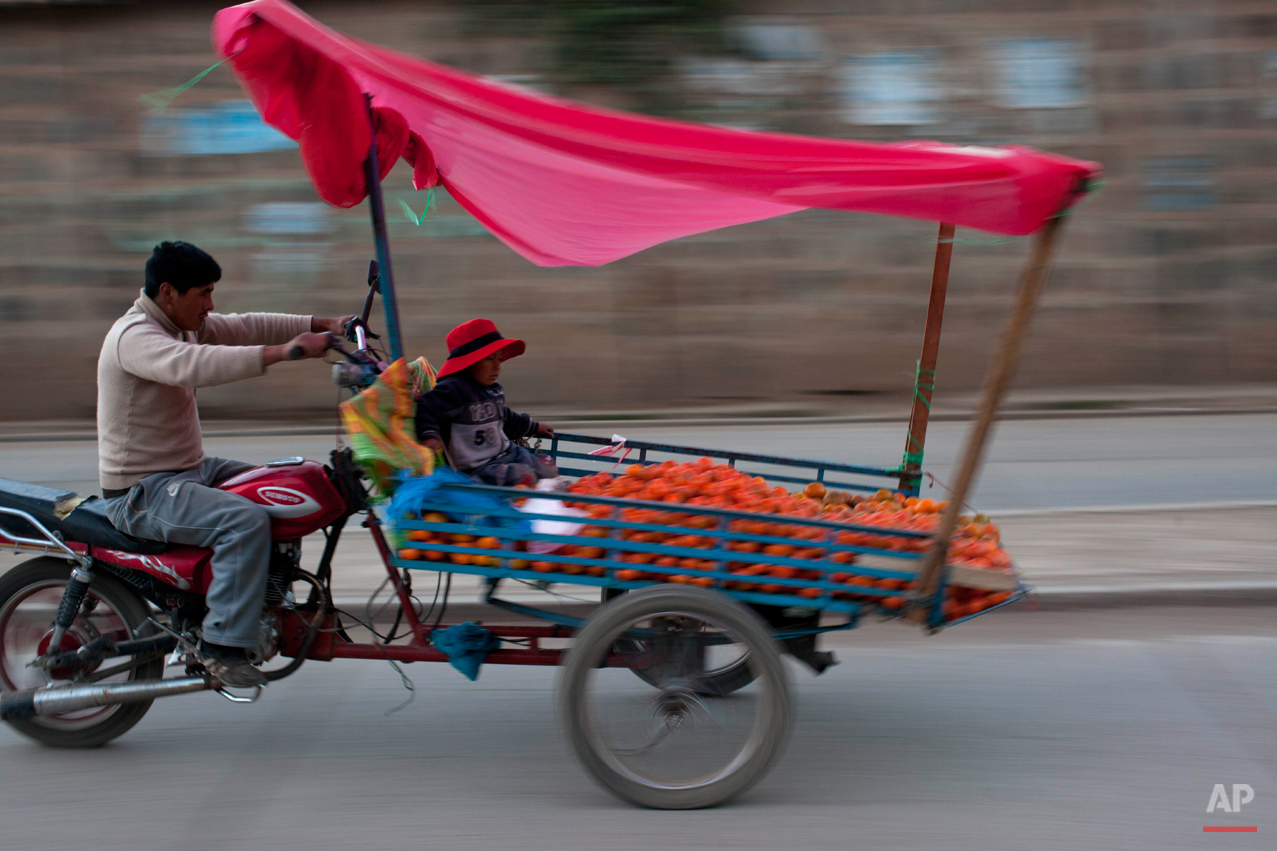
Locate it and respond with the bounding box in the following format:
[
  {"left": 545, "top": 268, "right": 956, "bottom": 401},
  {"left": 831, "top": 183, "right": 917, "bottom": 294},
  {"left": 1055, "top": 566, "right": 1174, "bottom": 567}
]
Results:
[
  {"left": 909, "top": 215, "right": 1066, "bottom": 626},
  {"left": 362, "top": 94, "right": 405, "bottom": 363},
  {"left": 898, "top": 222, "right": 955, "bottom": 494}
]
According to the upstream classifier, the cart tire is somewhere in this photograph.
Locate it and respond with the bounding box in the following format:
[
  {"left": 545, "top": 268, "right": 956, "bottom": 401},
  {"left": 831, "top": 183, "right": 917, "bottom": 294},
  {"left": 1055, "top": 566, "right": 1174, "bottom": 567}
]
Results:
[
  {"left": 0, "top": 558, "right": 162, "bottom": 748},
  {"left": 558, "top": 585, "right": 791, "bottom": 809}
]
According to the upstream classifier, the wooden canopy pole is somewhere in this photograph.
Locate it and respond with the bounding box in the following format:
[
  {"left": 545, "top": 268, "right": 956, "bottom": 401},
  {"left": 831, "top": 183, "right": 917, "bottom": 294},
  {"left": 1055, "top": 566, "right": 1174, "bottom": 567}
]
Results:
[
  {"left": 909, "top": 215, "right": 1066, "bottom": 625},
  {"left": 898, "top": 222, "right": 955, "bottom": 494}
]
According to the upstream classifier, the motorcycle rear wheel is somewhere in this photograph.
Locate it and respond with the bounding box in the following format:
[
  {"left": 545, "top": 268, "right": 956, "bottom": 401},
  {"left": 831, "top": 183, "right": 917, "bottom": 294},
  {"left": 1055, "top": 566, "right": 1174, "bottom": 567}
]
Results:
[{"left": 0, "top": 557, "right": 163, "bottom": 748}]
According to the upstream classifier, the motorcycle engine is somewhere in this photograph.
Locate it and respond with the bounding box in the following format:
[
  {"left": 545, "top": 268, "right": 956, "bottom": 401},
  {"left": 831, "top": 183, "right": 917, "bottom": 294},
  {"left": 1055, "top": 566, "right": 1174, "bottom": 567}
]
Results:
[
  {"left": 264, "top": 540, "right": 301, "bottom": 606},
  {"left": 249, "top": 540, "right": 300, "bottom": 665},
  {"left": 247, "top": 610, "right": 280, "bottom": 665}
]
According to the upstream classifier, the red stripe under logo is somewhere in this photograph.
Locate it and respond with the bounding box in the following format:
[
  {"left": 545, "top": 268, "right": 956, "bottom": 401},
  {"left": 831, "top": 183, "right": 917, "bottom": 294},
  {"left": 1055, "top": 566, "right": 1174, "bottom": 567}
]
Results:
[{"left": 1203, "top": 826, "right": 1258, "bottom": 833}]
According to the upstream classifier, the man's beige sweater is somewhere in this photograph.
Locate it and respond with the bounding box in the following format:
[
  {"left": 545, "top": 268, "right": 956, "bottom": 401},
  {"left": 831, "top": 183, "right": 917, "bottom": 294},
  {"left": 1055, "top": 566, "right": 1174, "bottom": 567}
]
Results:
[{"left": 96, "top": 292, "right": 311, "bottom": 491}]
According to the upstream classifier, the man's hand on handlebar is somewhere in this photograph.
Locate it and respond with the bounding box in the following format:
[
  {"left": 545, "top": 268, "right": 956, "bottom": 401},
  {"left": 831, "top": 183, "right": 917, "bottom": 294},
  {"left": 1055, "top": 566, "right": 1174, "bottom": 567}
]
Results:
[
  {"left": 313, "top": 315, "right": 356, "bottom": 336},
  {"left": 263, "top": 332, "right": 337, "bottom": 366}
]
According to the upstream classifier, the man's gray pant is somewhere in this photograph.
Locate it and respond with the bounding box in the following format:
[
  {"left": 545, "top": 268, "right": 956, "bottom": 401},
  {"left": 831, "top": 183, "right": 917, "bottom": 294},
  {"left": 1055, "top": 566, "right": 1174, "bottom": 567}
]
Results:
[{"left": 104, "top": 457, "right": 271, "bottom": 649}]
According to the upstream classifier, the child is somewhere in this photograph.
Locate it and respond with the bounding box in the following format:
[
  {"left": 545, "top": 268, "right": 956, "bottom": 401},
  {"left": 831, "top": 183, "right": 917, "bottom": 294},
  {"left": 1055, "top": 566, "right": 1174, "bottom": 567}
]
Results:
[{"left": 416, "top": 318, "right": 557, "bottom": 486}]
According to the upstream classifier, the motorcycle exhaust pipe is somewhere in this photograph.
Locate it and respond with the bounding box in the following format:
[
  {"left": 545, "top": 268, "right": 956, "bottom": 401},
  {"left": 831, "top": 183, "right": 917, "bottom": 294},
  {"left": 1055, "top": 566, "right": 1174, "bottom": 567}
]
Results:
[{"left": 0, "top": 676, "right": 211, "bottom": 719}]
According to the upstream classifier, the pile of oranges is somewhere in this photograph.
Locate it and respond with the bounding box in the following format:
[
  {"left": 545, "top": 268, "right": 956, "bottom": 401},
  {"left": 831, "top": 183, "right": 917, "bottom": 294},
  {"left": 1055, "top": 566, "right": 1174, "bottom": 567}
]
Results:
[
  {"left": 396, "top": 513, "right": 506, "bottom": 568},
  {"left": 396, "top": 511, "right": 610, "bottom": 575},
  {"left": 394, "top": 457, "right": 1016, "bottom": 621}
]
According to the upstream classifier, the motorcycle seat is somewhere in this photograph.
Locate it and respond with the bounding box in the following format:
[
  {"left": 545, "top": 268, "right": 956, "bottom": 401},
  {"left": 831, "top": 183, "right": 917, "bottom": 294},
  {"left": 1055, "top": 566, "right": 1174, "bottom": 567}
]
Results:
[{"left": 0, "top": 478, "right": 168, "bottom": 555}]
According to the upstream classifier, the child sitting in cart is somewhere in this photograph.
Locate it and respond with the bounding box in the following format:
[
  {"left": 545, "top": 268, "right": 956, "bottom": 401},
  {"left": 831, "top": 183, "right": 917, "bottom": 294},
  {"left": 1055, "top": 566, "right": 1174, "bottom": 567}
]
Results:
[{"left": 416, "top": 318, "right": 557, "bottom": 487}]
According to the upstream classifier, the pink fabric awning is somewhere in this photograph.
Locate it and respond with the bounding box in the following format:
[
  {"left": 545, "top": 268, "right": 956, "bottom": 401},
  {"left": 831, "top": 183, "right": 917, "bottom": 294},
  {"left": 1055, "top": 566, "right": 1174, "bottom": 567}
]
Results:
[{"left": 212, "top": 0, "right": 1100, "bottom": 267}]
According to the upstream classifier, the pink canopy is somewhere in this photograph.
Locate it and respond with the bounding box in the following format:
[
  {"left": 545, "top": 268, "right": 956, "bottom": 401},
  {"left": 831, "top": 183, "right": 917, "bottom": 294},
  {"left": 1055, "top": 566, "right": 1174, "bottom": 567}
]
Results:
[{"left": 212, "top": 0, "right": 1100, "bottom": 267}]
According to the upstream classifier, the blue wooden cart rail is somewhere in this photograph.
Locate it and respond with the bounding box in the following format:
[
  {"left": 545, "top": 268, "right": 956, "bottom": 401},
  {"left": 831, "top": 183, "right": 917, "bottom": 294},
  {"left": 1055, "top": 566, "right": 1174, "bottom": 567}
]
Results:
[
  {"left": 388, "top": 435, "right": 1027, "bottom": 630},
  {"left": 543, "top": 432, "right": 912, "bottom": 495}
]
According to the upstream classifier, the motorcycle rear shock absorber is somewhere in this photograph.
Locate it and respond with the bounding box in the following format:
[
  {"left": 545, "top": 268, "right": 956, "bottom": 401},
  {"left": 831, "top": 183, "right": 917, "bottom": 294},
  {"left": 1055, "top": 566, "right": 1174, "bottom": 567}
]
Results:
[{"left": 45, "top": 566, "right": 93, "bottom": 657}]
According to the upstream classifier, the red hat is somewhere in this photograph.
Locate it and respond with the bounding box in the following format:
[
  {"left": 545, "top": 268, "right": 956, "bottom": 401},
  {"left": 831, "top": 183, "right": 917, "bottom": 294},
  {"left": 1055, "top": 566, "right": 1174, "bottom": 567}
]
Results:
[{"left": 435, "top": 318, "right": 526, "bottom": 379}]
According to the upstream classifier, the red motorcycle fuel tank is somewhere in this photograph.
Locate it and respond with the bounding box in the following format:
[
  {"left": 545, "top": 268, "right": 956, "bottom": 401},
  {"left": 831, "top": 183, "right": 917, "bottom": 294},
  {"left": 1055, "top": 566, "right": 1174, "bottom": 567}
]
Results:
[{"left": 217, "top": 458, "right": 347, "bottom": 538}]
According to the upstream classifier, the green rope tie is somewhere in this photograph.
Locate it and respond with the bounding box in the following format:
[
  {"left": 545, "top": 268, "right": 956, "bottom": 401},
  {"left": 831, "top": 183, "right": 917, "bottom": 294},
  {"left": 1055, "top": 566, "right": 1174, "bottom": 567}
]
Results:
[
  {"left": 1054, "top": 178, "right": 1107, "bottom": 218},
  {"left": 399, "top": 187, "right": 437, "bottom": 225},
  {"left": 938, "top": 235, "right": 1018, "bottom": 246},
  {"left": 896, "top": 360, "right": 935, "bottom": 474},
  {"left": 139, "top": 52, "right": 241, "bottom": 111}
]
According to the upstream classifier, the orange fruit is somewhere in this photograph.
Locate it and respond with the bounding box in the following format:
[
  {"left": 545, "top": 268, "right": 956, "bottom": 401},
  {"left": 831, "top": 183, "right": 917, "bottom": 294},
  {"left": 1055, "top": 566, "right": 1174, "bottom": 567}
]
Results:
[
  {"left": 615, "top": 569, "right": 642, "bottom": 581},
  {"left": 406, "top": 529, "right": 432, "bottom": 543},
  {"left": 530, "top": 561, "right": 555, "bottom": 572},
  {"left": 398, "top": 548, "right": 421, "bottom": 561}
]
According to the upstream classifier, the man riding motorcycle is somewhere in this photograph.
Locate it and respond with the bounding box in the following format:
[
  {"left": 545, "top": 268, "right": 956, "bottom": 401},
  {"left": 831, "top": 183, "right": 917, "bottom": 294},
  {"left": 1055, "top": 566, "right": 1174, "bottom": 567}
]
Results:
[{"left": 97, "top": 241, "right": 351, "bottom": 688}]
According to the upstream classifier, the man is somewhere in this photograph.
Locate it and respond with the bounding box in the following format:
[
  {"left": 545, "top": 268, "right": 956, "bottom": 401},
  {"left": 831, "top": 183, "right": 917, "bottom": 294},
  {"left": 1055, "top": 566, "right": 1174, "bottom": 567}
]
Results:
[{"left": 98, "top": 241, "right": 351, "bottom": 687}]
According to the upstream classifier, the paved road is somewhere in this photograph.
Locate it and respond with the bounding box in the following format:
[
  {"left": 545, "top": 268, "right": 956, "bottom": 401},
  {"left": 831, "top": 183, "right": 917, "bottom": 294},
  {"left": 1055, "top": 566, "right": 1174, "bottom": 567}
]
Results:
[
  {"left": 0, "top": 607, "right": 1272, "bottom": 851},
  {"left": 2, "top": 414, "right": 1274, "bottom": 510}
]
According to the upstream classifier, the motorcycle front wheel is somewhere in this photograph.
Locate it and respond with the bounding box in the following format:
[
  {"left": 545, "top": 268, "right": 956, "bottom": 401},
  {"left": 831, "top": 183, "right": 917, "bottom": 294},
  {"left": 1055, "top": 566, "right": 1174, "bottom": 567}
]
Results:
[{"left": 0, "top": 557, "right": 163, "bottom": 747}]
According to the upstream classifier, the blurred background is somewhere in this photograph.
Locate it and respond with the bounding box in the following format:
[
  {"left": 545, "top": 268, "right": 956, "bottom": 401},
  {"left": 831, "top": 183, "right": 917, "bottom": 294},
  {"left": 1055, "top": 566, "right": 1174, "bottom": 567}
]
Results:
[
  {"left": 2, "top": 6, "right": 1276, "bottom": 841},
  {"left": 0, "top": 0, "right": 1275, "bottom": 421}
]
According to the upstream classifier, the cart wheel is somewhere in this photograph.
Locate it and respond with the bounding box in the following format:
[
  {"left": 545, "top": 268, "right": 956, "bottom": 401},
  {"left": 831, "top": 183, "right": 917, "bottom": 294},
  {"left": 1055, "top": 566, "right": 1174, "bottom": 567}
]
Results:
[
  {"left": 558, "top": 585, "right": 791, "bottom": 809},
  {"left": 630, "top": 644, "right": 757, "bottom": 697}
]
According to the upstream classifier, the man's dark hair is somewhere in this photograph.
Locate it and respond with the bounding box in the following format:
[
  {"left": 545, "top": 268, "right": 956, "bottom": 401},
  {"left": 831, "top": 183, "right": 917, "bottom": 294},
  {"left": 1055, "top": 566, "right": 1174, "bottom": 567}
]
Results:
[{"left": 144, "top": 241, "right": 221, "bottom": 299}]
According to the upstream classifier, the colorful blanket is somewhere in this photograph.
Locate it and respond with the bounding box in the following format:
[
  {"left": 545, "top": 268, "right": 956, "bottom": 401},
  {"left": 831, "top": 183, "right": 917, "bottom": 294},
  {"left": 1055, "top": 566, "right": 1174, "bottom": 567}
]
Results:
[{"left": 339, "top": 357, "right": 438, "bottom": 498}]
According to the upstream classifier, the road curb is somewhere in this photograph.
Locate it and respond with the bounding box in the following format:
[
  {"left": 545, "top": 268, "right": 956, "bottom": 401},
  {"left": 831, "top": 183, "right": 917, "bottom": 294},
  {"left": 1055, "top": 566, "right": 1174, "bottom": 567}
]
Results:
[
  {"left": 2, "top": 405, "right": 1275, "bottom": 443},
  {"left": 329, "top": 582, "right": 1277, "bottom": 625},
  {"left": 1026, "top": 582, "right": 1277, "bottom": 611}
]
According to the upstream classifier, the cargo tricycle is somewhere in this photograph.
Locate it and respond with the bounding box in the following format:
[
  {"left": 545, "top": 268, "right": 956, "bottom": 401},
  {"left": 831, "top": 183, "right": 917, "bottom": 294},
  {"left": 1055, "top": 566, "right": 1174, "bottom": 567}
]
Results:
[{"left": 0, "top": 0, "right": 1098, "bottom": 809}]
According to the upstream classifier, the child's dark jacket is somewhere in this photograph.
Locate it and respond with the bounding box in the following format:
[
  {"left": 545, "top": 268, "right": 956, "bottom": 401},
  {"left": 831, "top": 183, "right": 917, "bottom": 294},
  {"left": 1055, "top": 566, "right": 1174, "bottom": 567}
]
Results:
[{"left": 415, "top": 373, "right": 540, "bottom": 472}]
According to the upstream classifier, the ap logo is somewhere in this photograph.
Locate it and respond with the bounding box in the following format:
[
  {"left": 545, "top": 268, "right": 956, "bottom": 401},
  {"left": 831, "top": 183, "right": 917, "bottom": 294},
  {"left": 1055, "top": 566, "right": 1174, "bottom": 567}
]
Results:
[{"left": 1207, "top": 783, "right": 1254, "bottom": 813}]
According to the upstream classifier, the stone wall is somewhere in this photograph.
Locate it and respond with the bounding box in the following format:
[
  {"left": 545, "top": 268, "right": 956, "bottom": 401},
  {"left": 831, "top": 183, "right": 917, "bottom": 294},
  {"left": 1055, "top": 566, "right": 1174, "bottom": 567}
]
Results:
[{"left": 0, "top": 0, "right": 1274, "bottom": 420}]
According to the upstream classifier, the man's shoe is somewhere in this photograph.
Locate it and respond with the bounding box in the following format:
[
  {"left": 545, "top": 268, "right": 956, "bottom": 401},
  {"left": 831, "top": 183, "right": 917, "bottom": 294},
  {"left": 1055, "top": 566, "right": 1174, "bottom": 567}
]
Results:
[{"left": 199, "top": 642, "right": 267, "bottom": 688}]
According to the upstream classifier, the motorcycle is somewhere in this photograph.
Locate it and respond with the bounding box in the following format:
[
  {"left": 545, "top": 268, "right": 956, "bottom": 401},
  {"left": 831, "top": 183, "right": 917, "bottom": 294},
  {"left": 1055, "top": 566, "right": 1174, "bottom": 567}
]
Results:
[{"left": 0, "top": 265, "right": 386, "bottom": 748}]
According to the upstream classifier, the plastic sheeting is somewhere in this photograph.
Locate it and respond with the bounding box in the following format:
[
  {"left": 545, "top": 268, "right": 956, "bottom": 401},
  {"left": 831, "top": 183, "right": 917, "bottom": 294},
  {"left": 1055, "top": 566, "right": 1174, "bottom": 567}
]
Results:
[{"left": 212, "top": 0, "right": 1101, "bottom": 267}]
